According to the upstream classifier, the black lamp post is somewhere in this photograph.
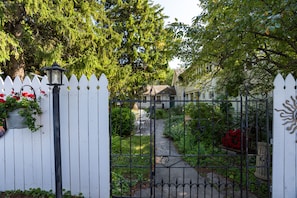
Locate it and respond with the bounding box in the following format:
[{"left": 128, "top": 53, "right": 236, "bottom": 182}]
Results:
[{"left": 43, "top": 62, "right": 65, "bottom": 198}]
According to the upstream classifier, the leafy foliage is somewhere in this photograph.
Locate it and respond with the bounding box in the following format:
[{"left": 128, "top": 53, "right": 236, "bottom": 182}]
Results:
[
  {"left": 0, "top": 0, "right": 121, "bottom": 78},
  {"left": 105, "top": 0, "right": 179, "bottom": 97},
  {"left": 0, "top": 188, "right": 83, "bottom": 198},
  {"left": 0, "top": 0, "right": 179, "bottom": 98},
  {"left": 163, "top": 115, "right": 185, "bottom": 141},
  {"left": 185, "top": 102, "right": 228, "bottom": 146},
  {"left": 174, "top": 0, "right": 297, "bottom": 95},
  {"left": 111, "top": 107, "right": 135, "bottom": 136}
]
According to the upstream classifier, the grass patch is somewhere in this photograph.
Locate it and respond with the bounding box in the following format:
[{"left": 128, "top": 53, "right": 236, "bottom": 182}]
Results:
[{"left": 111, "top": 135, "right": 152, "bottom": 196}]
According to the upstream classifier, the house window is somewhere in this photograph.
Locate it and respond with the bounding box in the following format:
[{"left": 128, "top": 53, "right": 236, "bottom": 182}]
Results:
[
  {"left": 209, "top": 91, "right": 214, "bottom": 99},
  {"left": 196, "top": 92, "right": 200, "bottom": 100},
  {"left": 190, "top": 93, "right": 194, "bottom": 101},
  {"left": 202, "top": 93, "right": 205, "bottom": 99},
  {"left": 156, "top": 96, "right": 161, "bottom": 103}
]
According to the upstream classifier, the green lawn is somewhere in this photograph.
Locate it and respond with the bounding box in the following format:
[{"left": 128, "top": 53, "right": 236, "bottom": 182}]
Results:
[{"left": 111, "top": 135, "right": 152, "bottom": 196}]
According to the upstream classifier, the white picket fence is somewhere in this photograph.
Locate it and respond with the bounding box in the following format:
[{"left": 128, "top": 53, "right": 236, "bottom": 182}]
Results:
[
  {"left": 2, "top": 73, "right": 297, "bottom": 197},
  {"left": 273, "top": 74, "right": 297, "bottom": 198},
  {"left": 0, "top": 74, "right": 109, "bottom": 197}
]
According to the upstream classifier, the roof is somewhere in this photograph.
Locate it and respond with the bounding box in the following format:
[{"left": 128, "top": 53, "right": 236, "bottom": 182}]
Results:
[{"left": 143, "top": 85, "right": 176, "bottom": 96}]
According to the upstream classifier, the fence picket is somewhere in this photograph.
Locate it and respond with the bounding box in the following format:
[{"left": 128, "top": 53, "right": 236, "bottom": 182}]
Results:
[
  {"left": 14, "top": 130, "right": 25, "bottom": 190},
  {"left": 283, "top": 74, "right": 296, "bottom": 197},
  {"left": 40, "top": 77, "right": 54, "bottom": 190},
  {"left": 88, "top": 74, "right": 100, "bottom": 197},
  {"left": 98, "top": 74, "right": 109, "bottom": 197},
  {"left": 68, "top": 75, "right": 80, "bottom": 195},
  {"left": 78, "top": 75, "right": 91, "bottom": 196},
  {"left": 4, "top": 131, "right": 15, "bottom": 189},
  {"left": 273, "top": 73, "right": 297, "bottom": 198},
  {"left": 60, "top": 75, "right": 71, "bottom": 191}
]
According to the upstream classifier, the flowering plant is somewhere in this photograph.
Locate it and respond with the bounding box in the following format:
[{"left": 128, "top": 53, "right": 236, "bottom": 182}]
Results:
[
  {"left": 222, "top": 129, "right": 242, "bottom": 150},
  {"left": 0, "top": 86, "right": 46, "bottom": 132}
]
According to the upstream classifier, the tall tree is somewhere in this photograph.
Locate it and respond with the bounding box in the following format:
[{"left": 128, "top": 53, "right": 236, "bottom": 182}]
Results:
[
  {"left": 175, "top": 0, "right": 297, "bottom": 96},
  {"left": 105, "top": 0, "right": 178, "bottom": 97},
  {"left": 0, "top": 0, "right": 121, "bottom": 79},
  {"left": 1, "top": 0, "right": 178, "bottom": 98}
]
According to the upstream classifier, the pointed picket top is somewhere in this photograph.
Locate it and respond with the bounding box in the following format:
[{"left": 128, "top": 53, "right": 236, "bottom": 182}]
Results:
[
  {"left": 11, "top": 76, "right": 23, "bottom": 94},
  {"left": 273, "top": 73, "right": 285, "bottom": 84},
  {"left": 60, "top": 74, "right": 69, "bottom": 93},
  {"left": 0, "top": 77, "right": 4, "bottom": 85},
  {"left": 4, "top": 76, "right": 13, "bottom": 85},
  {"left": 274, "top": 73, "right": 285, "bottom": 89},
  {"left": 89, "top": 74, "right": 98, "bottom": 91},
  {"left": 41, "top": 75, "right": 49, "bottom": 86},
  {"left": 62, "top": 74, "right": 69, "bottom": 86},
  {"left": 69, "top": 74, "right": 79, "bottom": 90},
  {"left": 99, "top": 74, "right": 108, "bottom": 89},
  {"left": 39, "top": 76, "right": 49, "bottom": 98},
  {"left": 32, "top": 75, "right": 41, "bottom": 86},
  {"left": 78, "top": 74, "right": 89, "bottom": 89},
  {"left": 23, "top": 76, "right": 32, "bottom": 85},
  {"left": 284, "top": 73, "right": 295, "bottom": 89},
  {"left": 0, "top": 77, "right": 4, "bottom": 91}
]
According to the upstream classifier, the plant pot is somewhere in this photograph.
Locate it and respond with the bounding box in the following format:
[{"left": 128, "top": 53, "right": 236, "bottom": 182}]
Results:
[
  {"left": 254, "top": 141, "right": 270, "bottom": 180},
  {"left": 6, "top": 109, "right": 27, "bottom": 129}
]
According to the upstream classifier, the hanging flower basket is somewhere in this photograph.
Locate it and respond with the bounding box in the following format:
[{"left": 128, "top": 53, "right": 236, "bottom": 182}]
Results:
[
  {"left": 6, "top": 108, "right": 27, "bottom": 129},
  {"left": 0, "top": 85, "right": 47, "bottom": 132}
]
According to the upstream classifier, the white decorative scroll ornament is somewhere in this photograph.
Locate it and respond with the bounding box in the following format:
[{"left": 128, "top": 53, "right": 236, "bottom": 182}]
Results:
[{"left": 275, "top": 96, "right": 297, "bottom": 134}]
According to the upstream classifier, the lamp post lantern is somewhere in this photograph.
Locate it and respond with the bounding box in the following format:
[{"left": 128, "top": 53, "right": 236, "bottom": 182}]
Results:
[{"left": 42, "top": 62, "right": 65, "bottom": 198}]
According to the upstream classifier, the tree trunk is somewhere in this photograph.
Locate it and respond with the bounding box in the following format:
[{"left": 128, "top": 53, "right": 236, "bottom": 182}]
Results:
[{"left": 8, "top": 54, "right": 25, "bottom": 80}]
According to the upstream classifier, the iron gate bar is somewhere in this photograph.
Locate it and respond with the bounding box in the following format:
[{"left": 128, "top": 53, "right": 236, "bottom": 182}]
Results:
[{"left": 110, "top": 94, "right": 272, "bottom": 197}]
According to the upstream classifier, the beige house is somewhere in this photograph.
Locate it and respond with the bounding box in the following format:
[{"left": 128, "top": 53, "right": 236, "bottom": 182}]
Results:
[
  {"left": 140, "top": 65, "right": 218, "bottom": 109},
  {"left": 142, "top": 85, "right": 176, "bottom": 109},
  {"left": 171, "top": 66, "right": 218, "bottom": 106}
]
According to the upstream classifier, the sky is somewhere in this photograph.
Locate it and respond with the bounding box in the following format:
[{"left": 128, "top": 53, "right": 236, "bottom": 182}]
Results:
[
  {"left": 151, "top": 0, "right": 202, "bottom": 68},
  {"left": 152, "top": 0, "right": 201, "bottom": 25}
]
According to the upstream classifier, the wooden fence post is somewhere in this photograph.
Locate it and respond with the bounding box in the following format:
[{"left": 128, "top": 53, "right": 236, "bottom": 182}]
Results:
[{"left": 273, "top": 74, "right": 297, "bottom": 197}]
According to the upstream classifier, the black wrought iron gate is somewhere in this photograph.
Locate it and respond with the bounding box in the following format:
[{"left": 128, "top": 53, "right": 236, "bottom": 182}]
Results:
[{"left": 110, "top": 95, "right": 272, "bottom": 198}]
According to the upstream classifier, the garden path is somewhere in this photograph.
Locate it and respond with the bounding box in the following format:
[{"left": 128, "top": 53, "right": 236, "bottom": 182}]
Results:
[
  {"left": 133, "top": 119, "right": 257, "bottom": 198},
  {"left": 133, "top": 119, "right": 222, "bottom": 197}
]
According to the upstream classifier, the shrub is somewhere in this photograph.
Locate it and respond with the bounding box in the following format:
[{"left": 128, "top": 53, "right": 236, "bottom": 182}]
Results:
[
  {"left": 185, "top": 102, "right": 227, "bottom": 146},
  {"left": 111, "top": 107, "right": 135, "bottom": 137},
  {"left": 154, "top": 108, "right": 167, "bottom": 119},
  {"left": 163, "top": 115, "right": 186, "bottom": 141},
  {"left": 169, "top": 106, "right": 184, "bottom": 116}
]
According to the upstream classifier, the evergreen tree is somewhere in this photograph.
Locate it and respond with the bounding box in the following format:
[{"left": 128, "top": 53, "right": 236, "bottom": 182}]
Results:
[
  {"left": 0, "top": 0, "right": 121, "bottom": 79},
  {"left": 1, "top": 0, "right": 178, "bottom": 98},
  {"left": 105, "top": 0, "right": 178, "bottom": 97}
]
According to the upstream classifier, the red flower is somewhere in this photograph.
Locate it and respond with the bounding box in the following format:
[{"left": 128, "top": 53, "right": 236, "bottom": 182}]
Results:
[
  {"left": 40, "top": 90, "right": 46, "bottom": 95},
  {"left": 0, "top": 98, "right": 5, "bottom": 103},
  {"left": 22, "top": 92, "right": 35, "bottom": 99},
  {"left": 13, "top": 95, "right": 20, "bottom": 100}
]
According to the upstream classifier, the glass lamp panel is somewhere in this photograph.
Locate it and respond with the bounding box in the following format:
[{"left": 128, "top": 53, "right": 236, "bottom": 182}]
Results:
[
  {"left": 52, "top": 70, "right": 61, "bottom": 84},
  {"left": 46, "top": 70, "right": 51, "bottom": 82}
]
